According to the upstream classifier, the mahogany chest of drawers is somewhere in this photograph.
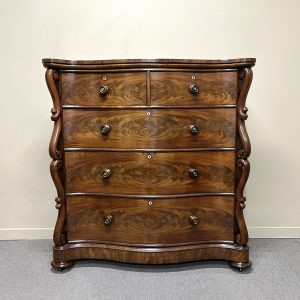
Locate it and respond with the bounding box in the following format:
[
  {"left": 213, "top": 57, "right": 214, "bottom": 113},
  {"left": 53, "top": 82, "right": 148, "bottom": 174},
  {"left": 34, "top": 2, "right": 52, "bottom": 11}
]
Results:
[{"left": 43, "top": 58, "right": 255, "bottom": 271}]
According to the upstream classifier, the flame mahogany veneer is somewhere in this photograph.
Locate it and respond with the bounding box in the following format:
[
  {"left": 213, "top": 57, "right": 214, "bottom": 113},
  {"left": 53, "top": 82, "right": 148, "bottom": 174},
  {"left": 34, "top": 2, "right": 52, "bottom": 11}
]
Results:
[{"left": 43, "top": 58, "right": 255, "bottom": 271}]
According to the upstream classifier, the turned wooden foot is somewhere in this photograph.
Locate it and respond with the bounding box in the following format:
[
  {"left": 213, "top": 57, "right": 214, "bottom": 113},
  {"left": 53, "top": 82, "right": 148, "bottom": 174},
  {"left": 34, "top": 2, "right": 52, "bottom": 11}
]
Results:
[
  {"left": 229, "top": 260, "right": 252, "bottom": 272},
  {"left": 51, "top": 260, "right": 74, "bottom": 271}
]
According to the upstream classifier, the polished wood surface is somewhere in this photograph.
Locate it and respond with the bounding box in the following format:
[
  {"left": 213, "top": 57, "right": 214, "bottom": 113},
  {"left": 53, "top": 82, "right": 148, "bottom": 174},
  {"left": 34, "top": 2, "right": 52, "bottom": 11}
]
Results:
[
  {"left": 65, "top": 151, "right": 235, "bottom": 194},
  {"left": 53, "top": 243, "right": 250, "bottom": 268},
  {"left": 62, "top": 72, "right": 146, "bottom": 106},
  {"left": 45, "top": 69, "right": 66, "bottom": 246},
  {"left": 43, "top": 58, "right": 255, "bottom": 271},
  {"left": 67, "top": 196, "right": 234, "bottom": 244},
  {"left": 235, "top": 68, "right": 253, "bottom": 246},
  {"left": 43, "top": 57, "right": 256, "bottom": 70},
  {"left": 150, "top": 72, "right": 237, "bottom": 106},
  {"left": 63, "top": 108, "right": 236, "bottom": 149}
]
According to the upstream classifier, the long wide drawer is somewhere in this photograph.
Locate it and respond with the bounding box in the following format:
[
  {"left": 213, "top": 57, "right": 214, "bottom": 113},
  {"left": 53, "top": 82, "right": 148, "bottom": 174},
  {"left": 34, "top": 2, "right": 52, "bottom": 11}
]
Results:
[
  {"left": 63, "top": 109, "right": 236, "bottom": 149},
  {"left": 65, "top": 151, "right": 235, "bottom": 194},
  {"left": 150, "top": 71, "right": 237, "bottom": 106},
  {"left": 67, "top": 196, "right": 234, "bottom": 245},
  {"left": 61, "top": 72, "right": 147, "bottom": 106}
]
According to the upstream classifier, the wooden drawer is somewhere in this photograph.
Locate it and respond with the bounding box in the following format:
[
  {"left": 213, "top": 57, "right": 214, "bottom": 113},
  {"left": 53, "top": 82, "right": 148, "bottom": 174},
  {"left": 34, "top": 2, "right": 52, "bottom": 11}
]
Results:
[
  {"left": 150, "top": 72, "right": 237, "bottom": 106},
  {"left": 67, "top": 196, "right": 234, "bottom": 244},
  {"left": 63, "top": 108, "right": 236, "bottom": 149},
  {"left": 61, "top": 72, "right": 147, "bottom": 106},
  {"left": 65, "top": 151, "right": 235, "bottom": 194}
]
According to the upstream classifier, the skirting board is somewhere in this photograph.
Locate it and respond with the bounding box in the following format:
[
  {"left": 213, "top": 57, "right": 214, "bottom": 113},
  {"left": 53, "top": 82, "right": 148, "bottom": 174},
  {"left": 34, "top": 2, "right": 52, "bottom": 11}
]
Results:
[{"left": 0, "top": 227, "right": 299, "bottom": 240}]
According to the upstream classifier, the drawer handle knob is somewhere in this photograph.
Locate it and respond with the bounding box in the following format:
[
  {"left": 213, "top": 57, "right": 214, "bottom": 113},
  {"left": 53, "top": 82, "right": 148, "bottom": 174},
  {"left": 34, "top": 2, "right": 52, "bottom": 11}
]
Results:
[
  {"left": 100, "top": 124, "right": 111, "bottom": 135},
  {"left": 189, "top": 215, "right": 199, "bottom": 225},
  {"left": 104, "top": 215, "right": 113, "bottom": 225},
  {"left": 189, "top": 168, "right": 199, "bottom": 178},
  {"left": 99, "top": 85, "right": 109, "bottom": 96},
  {"left": 189, "top": 84, "right": 200, "bottom": 95},
  {"left": 189, "top": 125, "right": 199, "bottom": 135},
  {"left": 102, "top": 168, "right": 112, "bottom": 179}
]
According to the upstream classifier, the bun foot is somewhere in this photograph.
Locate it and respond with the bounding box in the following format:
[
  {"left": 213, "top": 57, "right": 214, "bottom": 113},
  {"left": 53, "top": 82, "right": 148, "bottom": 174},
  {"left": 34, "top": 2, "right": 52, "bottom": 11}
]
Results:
[
  {"left": 229, "top": 260, "right": 252, "bottom": 272},
  {"left": 51, "top": 260, "right": 74, "bottom": 271}
]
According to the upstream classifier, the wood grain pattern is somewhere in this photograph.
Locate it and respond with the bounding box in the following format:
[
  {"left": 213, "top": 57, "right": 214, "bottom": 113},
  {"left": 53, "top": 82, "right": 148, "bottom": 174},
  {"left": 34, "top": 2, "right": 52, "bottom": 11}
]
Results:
[
  {"left": 43, "top": 57, "right": 256, "bottom": 70},
  {"left": 45, "top": 69, "right": 66, "bottom": 246},
  {"left": 63, "top": 109, "right": 236, "bottom": 149},
  {"left": 43, "top": 58, "right": 255, "bottom": 271},
  {"left": 235, "top": 68, "right": 253, "bottom": 246},
  {"left": 62, "top": 72, "right": 147, "bottom": 106},
  {"left": 46, "top": 69, "right": 62, "bottom": 160},
  {"left": 150, "top": 72, "right": 237, "bottom": 106},
  {"left": 236, "top": 159, "right": 250, "bottom": 246},
  {"left": 67, "top": 196, "right": 234, "bottom": 244},
  {"left": 53, "top": 243, "right": 250, "bottom": 268},
  {"left": 237, "top": 68, "right": 253, "bottom": 159},
  {"left": 65, "top": 151, "right": 235, "bottom": 194}
]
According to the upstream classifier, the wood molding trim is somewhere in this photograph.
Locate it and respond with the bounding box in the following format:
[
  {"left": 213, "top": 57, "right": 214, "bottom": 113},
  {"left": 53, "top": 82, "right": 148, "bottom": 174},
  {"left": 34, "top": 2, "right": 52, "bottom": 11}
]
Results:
[{"left": 1, "top": 227, "right": 300, "bottom": 240}]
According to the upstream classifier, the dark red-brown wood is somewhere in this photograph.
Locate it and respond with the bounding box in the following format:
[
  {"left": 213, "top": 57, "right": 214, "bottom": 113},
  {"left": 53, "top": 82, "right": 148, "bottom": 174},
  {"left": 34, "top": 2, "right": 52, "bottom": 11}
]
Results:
[
  {"left": 67, "top": 196, "right": 234, "bottom": 244},
  {"left": 43, "top": 58, "right": 255, "bottom": 271},
  {"left": 150, "top": 72, "right": 237, "bottom": 106},
  {"left": 65, "top": 151, "right": 235, "bottom": 195},
  {"left": 62, "top": 72, "right": 146, "bottom": 106},
  {"left": 63, "top": 108, "right": 236, "bottom": 149},
  {"left": 43, "top": 57, "right": 256, "bottom": 70}
]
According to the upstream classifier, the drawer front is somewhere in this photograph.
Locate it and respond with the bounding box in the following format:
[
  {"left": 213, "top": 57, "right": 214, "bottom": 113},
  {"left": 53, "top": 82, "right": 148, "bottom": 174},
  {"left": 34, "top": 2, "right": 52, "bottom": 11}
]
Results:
[
  {"left": 67, "top": 196, "right": 234, "bottom": 244},
  {"left": 61, "top": 72, "right": 147, "bottom": 106},
  {"left": 63, "top": 109, "right": 236, "bottom": 149},
  {"left": 150, "top": 72, "right": 237, "bottom": 106},
  {"left": 65, "top": 151, "right": 235, "bottom": 194}
]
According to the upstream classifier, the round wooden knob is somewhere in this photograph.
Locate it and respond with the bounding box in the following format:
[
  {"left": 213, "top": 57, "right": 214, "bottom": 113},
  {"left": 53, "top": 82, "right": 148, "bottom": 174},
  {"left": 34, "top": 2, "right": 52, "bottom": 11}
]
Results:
[
  {"left": 100, "top": 124, "right": 111, "bottom": 135},
  {"left": 189, "top": 84, "right": 200, "bottom": 95},
  {"left": 99, "top": 85, "right": 109, "bottom": 96},
  {"left": 189, "top": 168, "right": 199, "bottom": 178},
  {"left": 189, "top": 215, "right": 198, "bottom": 225},
  {"left": 102, "top": 169, "right": 112, "bottom": 179},
  {"left": 189, "top": 125, "right": 199, "bottom": 135},
  {"left": 104, "top": 215, "right": 113, "bottom": 225}
]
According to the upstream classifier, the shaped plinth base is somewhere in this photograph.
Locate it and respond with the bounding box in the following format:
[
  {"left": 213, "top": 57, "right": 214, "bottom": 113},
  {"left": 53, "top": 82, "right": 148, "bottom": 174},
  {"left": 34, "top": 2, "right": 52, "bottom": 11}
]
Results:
[
  {"left": 229, "top": 260, "right": 252, "bottom": 272},
  {"left": 51, "top": 260, "right": 74, "bottom": 271}
]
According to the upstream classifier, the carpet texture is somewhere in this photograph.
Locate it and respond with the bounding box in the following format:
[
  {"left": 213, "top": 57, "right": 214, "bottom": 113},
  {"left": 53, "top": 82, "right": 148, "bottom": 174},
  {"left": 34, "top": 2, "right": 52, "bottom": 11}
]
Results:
[{"left": 0, "top": 239, "right": 299, "bottom": 300}]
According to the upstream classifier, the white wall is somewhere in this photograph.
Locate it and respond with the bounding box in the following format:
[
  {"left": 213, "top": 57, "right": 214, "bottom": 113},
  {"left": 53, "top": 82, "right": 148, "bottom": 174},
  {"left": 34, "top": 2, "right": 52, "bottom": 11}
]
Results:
[{"left": 0, "top": 0, "right": 299, "bottom": 239}]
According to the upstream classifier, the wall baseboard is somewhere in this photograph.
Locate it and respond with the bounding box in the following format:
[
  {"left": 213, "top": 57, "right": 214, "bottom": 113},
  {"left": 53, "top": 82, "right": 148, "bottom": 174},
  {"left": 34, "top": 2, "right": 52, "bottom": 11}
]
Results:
[
  {"left": 248, "top": 227, "right": 300, "bottom": 238},
  {"left": 0, "top": 228, "right": 53, "bottom": 240},
  {"left": 0, "top": 227, "right": 299, "bottom": 240}
]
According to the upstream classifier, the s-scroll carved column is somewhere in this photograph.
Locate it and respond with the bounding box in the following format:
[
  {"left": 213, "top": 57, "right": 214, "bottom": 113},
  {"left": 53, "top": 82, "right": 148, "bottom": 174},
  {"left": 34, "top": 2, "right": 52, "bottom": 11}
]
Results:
[
  {"left": 235, "top": 68, "right": 253, "bottom": 246},
  {"left": 46, "top": 69, "right": 66, "bottom": 246}
]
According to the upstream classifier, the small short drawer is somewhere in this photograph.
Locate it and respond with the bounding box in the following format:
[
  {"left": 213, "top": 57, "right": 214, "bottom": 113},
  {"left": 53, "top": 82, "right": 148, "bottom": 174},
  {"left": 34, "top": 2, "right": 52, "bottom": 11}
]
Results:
[
  {"left": 61, "top": 72, "right": 147, "bottom": 106},
  {"left": 65, "top": 151, "right": 235, "bottom": 195},
  {"left": 67, "top": 196, "right": 234, "bottom": 245},
  {"left": 63, "top": 108, "right": 236, "bottom": 149},
  {"left": 150, "top": 72, "right": 237, "bottom": 106}
]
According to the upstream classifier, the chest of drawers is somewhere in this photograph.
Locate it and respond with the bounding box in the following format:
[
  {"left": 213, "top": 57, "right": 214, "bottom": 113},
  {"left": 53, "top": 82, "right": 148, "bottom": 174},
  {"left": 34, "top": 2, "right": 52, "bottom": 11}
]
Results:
[{"left": 43, "top": 58, "right": 255, "bottom": 271}]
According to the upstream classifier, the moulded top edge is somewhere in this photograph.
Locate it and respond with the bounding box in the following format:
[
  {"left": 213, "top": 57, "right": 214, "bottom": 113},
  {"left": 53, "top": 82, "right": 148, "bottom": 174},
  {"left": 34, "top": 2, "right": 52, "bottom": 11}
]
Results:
[{"left": 42, "top": 58, "right": 256, "bottom": 70}]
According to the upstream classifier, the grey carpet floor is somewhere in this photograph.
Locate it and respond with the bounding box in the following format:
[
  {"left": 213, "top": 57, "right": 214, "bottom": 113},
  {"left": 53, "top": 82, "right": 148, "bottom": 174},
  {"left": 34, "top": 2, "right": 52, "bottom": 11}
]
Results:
[{"left": 0, "top": 239, "right": 299, "bottom": 300}]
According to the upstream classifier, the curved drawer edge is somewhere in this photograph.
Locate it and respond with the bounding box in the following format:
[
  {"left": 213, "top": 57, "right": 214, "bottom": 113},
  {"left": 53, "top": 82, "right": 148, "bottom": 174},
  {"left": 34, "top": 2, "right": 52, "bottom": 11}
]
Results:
[{"left": 53, "top": 242, "right": 250, "bottom": 265}]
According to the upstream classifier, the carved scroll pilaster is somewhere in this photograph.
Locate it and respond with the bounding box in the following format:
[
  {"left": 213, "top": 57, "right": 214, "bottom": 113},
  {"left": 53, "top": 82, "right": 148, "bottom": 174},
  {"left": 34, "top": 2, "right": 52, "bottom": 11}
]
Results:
[
  {"left": 237, "top": 68, "right": 253, "bottom": 159},
  {"left": 235, "top": 159, "right": 250, "bottom": 245},
  {"left": 50, "top": 160, "right": 66, "bottom": 245},
  {"left": 46, "top": 69, "right": 62, "bottom": 160},
  {"left": 46, "top": 69, "right": 66, "bottom": 246},
  {"left": 235, "top": 68, "right": 253, "bottom": 246}
]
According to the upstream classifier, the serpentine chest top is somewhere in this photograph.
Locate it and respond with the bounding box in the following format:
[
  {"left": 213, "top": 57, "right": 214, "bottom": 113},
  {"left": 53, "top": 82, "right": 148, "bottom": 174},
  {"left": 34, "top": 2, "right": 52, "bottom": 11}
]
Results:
[{"left": 43, "top": 58, "right": 255, "bottom": 271}]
